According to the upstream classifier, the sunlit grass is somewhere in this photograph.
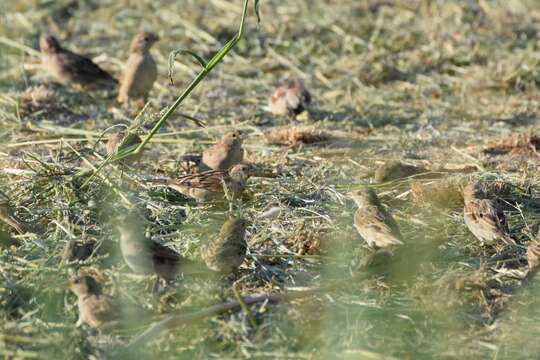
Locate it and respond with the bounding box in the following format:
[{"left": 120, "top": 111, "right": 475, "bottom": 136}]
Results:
[{"left": 1, "top": 0, "right": 540, "bottom": 359}]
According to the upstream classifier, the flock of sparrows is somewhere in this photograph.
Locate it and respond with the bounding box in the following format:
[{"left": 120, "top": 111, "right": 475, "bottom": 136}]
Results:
[
  {"left": 2, "top": 30, "right": 536, "bottom": 330},
  {"left": 1, "top": 30, "right": 314, "bottom": 329},
  {"left": 349, "top": 166, "right": 540, "bottom": 277}
]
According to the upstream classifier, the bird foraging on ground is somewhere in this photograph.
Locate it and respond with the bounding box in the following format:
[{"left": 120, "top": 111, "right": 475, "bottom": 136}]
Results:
[
  {"left": 349, "top": 188, "right": 404, "bottom": 248},
  {"left": 111, "top": 214, "right": 189, "bottom": 281},
  {"left": 201, "top": 130, "right": 244, "bottom": 170},
  {"left": 0, "top": 193, "right": 30, "bottom": 234},
  {"left": 201, "top": 217, "right": 248, "bottom": 274},
  {"left": 40, "top": 34, "right": 117, "bottom": 89},
  {"left": 462, "top": 181, "right": 516, "bottom": 246},
  {"left": 117, "top": 31, "right": 159, "bottom": 106},
  {"left": 69, "top": 275, "right": 119, "bottom": 328},
  {"left": 268, "top": 81, "right": 311, "bottom": 118},
  {"left": 106, "top": 129, "right": 143, "bottom": 164},
  {"left": 152, "top": 164, "right": 251, "bottom": 202}
]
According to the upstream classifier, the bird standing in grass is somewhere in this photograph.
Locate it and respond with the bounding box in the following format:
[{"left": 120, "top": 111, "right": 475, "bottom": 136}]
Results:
[
  {"left": 0, "top": 193, "right": 30, "bottom": 234},
  {"left": 201, "top": 217, "right": 248, "bottom": 274},
  {"left": 268, "top": 82, "right": 311, "bottom": 118},
  {"left": 463, "top": 181, "right": 516, "bottom": 246},
  {"left": 112, "top": 214, "right": 188, "bottom": 281},
  {"left": 40, "top": 34, "right": 117, "bottom": 89},
  {"left": 106, "top": 129, "right": 143, "bottom": 164},
  {"left": 201, "top": 130, "right": 244, "bottom": 170},
  {"left": 154, "top": 164, "right": 251, "bottom": 202},
  {"left": 349, "top": 189, "right": 404, "bottom": 248},
  {"left": 69, "top": 275, "right": 119, "bottom": 328},
  {"left": 117, "top": 31, "right": 159, "bottom": 106}
]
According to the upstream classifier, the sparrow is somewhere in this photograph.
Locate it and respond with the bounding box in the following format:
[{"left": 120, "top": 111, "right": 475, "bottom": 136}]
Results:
[
  {"left": 111, "top": 214, "right": 188, "bottom": 280},
  {"left": 117, "top": 31, "right": 159, "bottom": 106},
  {"left": 69, "top": 275, "right": 119, "bottom": 328},
  {"left": 349, "top": 189, "right": 404, "bottom": 248},
  {"left": 40, "top": 34, "right": 117, "bottom": 89},
  {"left": 201, "top": 217, "right": 248, "bottom": 274},
  {"left": 152, "top": 164, "right": 251, "bottom": 202},
  {"left": 106, "top": 129, "right": 143, "bottom": 164},
  {"left": 527, "top": 239, "right": 540, "bottom": 270},
  {"left": 463, "top": 181, "right": 516, "bottom": 246},
  {"left": 201, "top": 130, "right": 244, "bottom": 170},
  {"left": 374, "top": 160, "right": 427, "bottom": 183},
  {"left": 268, "top": 82, "right": 311, "bottom": 117},
  {"left": 0, "top": 193, "right": 30, "bottom": 234}
]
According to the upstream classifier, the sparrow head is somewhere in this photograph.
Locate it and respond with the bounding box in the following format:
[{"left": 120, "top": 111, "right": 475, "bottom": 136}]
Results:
[
  {"left": 220, "top": 217, "right": 249, "bottom": 237},
  {"left": 69, "top": 275, "right": 101, "bottom": 297},
  {"left": 463, "top": 181, "right": 483, "bottom": 202},
  {"left": 40, "top": 34, "right": 62, "bottom": 54},
  {"left": 130, "top": 31, "right": 159, "bottom": 53},
  {"left": 221, "top": 130, "right": 244, "bottom": 147},
  {"left": 349, "top": 188, "right": 380, "bottom": 208}
]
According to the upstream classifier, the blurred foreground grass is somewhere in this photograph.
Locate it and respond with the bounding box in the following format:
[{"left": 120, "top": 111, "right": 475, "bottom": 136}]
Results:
[{"left": 1, "top": 0, "right": 540, "bottom": 359}]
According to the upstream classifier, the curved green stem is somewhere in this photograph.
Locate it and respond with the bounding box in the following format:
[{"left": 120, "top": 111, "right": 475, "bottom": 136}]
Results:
[{"left": 134, "top": 0, "right": 251, "bottom": 154}]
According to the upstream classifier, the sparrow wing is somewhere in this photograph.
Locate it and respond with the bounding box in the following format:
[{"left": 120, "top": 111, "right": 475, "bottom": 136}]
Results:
[
  {"left": 354, "top": 206, "right": 404, "bottom": 247},
  {"left": 149, "top": 241, "right": 181, "bottom": 262},
  {"left": 59, "top": 50, "right": 116, "bottom": 84},
  {"left": 465, "top": 198, "right": 515, "bottom": 245},
  {"left": 169, "top": 170, "right": 226, "bottom": 192}
]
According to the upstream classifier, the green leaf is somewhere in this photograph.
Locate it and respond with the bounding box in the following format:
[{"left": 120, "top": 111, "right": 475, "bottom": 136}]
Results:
[{"left": 255, "top": 0, "right": 262, "bottom": 24}]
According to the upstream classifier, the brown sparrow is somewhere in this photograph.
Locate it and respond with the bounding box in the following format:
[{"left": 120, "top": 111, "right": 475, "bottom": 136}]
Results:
[
  {"left": 463, "top": 181, "right": 516, "bottom": 246},
  {"left": 201, "top": 217, "right": 248, "bottom": 273},
  {"left": 201, "top": 131, "right": 244, "bottom": 170},
  {"left": 349, "top": 189, "right": 404, "bottom": 248},
  {"left": 154, "top": 164, "right": 250, "bottom": 202},
  {"left": 117, "top": 31, "right": 159, "bottom": 106},
  {"left": 268, "top": 82, "right": 311, "bottom": 117},
  {"left": 112, "top": 214, "right": 189, "bottom": 280},
  {"left": 69, "top": 275, "right": 119, "bottom": 328},
  {"left": 40, "top": 34, "right": 117, "bottom": 89},
  {"left": 106, "top": 129, "right": 143, "bottom": 164},
  {"left": 374, "top": 160, "right": 427, "bottom": 183}
]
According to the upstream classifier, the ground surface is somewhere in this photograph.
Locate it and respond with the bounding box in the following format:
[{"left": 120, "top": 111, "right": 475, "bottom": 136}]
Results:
[{"left": 1, "top": 0, "right": 540, "bottom": 359}]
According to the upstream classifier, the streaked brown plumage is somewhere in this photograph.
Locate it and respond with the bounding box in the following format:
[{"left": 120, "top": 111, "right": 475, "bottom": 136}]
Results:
[
  {"left": 40, "top": 34, "right": 116, "bottom": 89},
  {"left": 349, "top": 189, "right": 404, "bottom": 248},
  {"left": 154, "top": 164, "right": 250, "bottom": 202},
  {"left": 112, "top": 214, "right": 188, "bottom": 280},
  {"left": 201, "top": 131, "right": 244, "bottom": 170},
  {"left": 106, "top": 130, "right": 143, "bottom": 164},
  {"left": 374, "top": 160, "right": 427, "bottom": 183},
  {"left": 69, "top": 275, "right": 119, "bottom": 328},
  {"left": 117, "top": 31, "right": 159, "bottom": 105},
  {"left": 268, "top": 82, "right": 311, "bottom": 117},
  {"left": 201, "top": 217, "right": 248, "bottom": 273},
  {"left": 0, "top": 193, "right": 30, "bottom": 234},
  {"left": 463, "top": 181, "right": 516, "bottom": 246}
]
